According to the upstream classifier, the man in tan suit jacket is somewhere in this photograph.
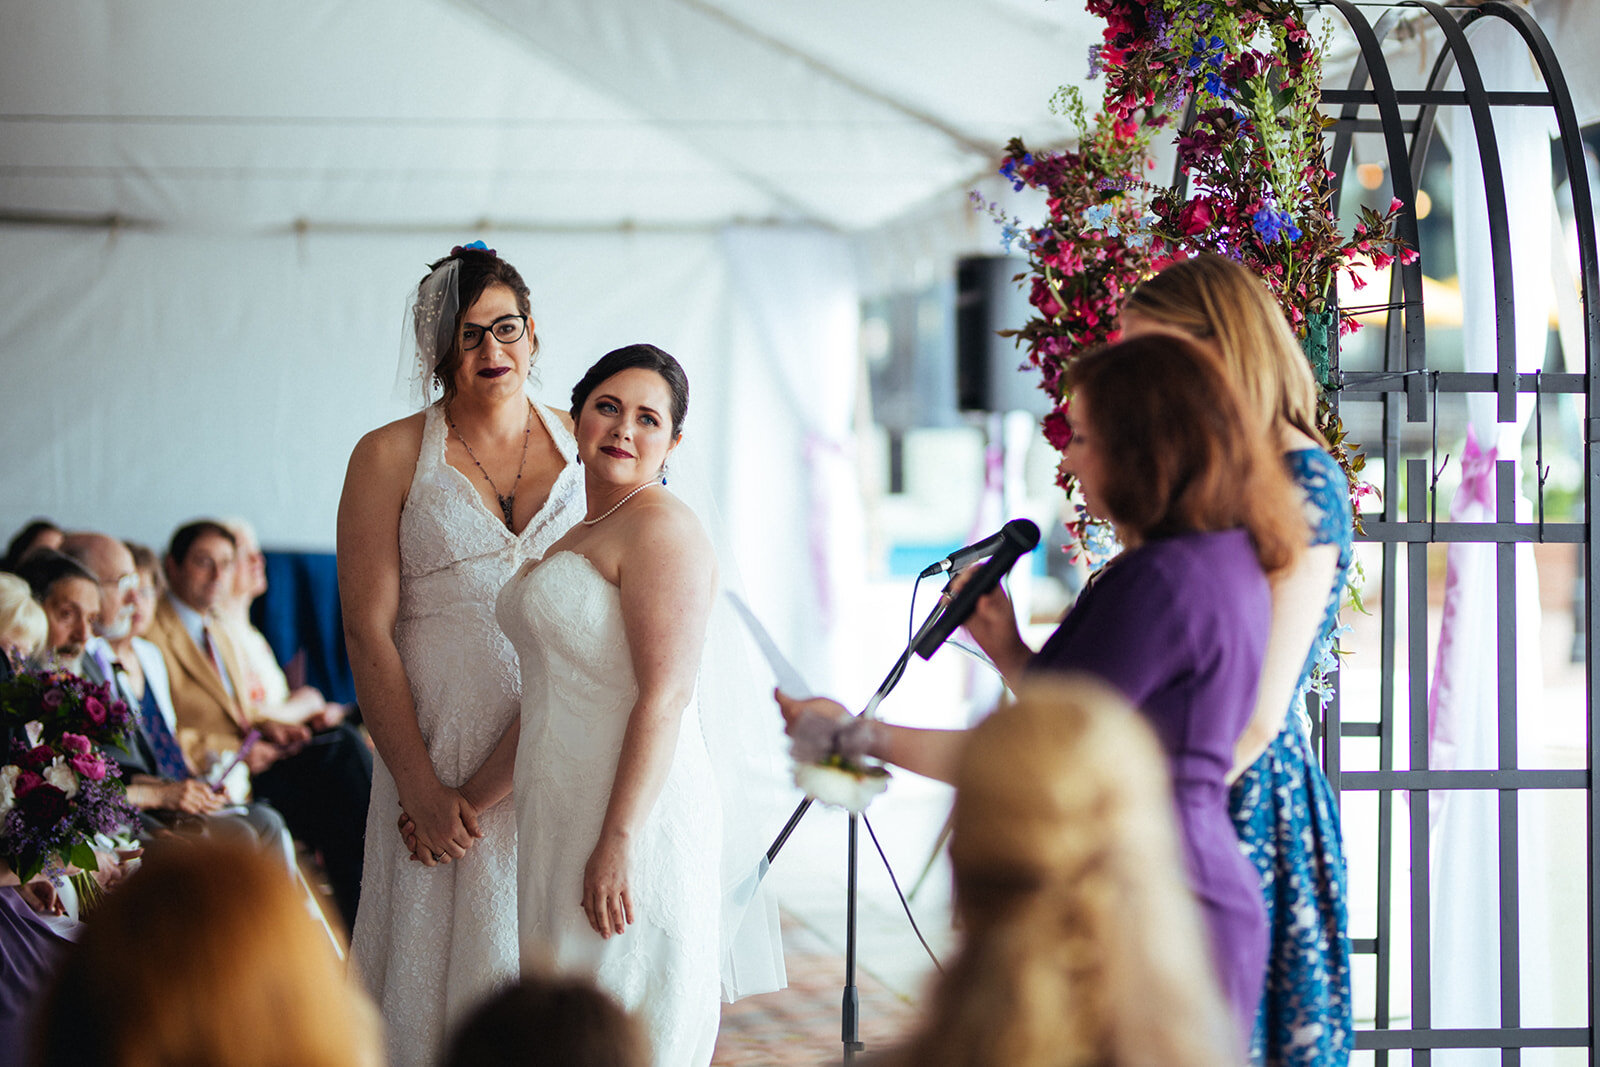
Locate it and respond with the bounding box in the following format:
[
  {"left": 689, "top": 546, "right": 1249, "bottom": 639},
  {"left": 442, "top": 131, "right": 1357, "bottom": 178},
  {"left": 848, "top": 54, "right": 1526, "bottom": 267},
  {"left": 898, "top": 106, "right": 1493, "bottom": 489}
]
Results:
[{"left": 144, "top": 520, "right": 372, "bottom": 930}]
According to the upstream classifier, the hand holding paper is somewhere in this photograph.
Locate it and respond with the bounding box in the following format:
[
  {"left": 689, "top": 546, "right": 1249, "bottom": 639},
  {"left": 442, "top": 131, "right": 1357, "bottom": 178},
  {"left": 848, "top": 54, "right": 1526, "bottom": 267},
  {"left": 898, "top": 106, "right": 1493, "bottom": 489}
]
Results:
[{"left": 729, "top": 592, "right": 891, "bottom": 812}]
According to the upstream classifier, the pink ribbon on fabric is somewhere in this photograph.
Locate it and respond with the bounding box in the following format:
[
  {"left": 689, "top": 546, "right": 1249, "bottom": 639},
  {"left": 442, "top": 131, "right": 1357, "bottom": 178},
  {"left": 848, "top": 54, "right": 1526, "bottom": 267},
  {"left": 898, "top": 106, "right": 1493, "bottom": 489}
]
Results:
[
  {"left": 1453, "top": 424, "right": 1499, "bottom": 513},
  {"left": 1427, "top": 425, "right": 1497, "bottom": 742}
]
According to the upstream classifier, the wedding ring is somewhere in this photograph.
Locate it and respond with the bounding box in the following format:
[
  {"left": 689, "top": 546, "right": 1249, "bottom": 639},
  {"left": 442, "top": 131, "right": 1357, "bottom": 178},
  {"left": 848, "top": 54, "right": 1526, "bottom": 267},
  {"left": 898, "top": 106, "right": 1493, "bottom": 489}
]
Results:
[{"left": 432, "top": 851, "right": 446, "bottom": 862}]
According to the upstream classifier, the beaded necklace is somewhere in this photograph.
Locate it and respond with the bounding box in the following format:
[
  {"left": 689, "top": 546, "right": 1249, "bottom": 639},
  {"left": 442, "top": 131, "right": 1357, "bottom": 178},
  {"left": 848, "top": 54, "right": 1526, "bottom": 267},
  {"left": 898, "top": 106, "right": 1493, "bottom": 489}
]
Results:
[
  {"left": 446, "top": 402, "right": 533, "bottom": 530},
  {"left": 581, "top": 478, "right": 663, "bottom": 526}
]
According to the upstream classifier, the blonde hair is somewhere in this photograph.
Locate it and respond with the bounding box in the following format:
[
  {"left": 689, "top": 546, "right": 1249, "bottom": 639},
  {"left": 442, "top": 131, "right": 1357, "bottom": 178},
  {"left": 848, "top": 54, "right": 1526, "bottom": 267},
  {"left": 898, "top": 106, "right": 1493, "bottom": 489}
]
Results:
[
  {"left": 34, "top": 839, "right": 382, "bottom": 1067},
  {"left": 1122, "top": 252, "right": 1320, "bottom": 442},
  {"left": 0, "top": 572, "right": 46, "bottom": 659},
  {"left": 890, "top": 678, "right": 1237, "bottom": 1067}
]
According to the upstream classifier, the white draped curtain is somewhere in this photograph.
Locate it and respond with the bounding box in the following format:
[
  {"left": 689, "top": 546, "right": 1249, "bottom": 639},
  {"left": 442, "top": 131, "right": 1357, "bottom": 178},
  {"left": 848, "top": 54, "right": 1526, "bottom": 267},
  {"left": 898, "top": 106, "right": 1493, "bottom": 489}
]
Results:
[{"left": 719, "top": 226, "right": 868, "bottom": 694}]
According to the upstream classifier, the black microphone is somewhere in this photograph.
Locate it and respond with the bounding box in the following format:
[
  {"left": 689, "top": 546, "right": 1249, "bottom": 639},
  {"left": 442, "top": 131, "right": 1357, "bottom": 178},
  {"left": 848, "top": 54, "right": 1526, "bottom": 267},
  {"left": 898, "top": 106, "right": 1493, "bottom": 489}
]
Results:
[
  {"left": 912, "top": 518, "right": 1040, "bottom": 660},
  {"left": 918, "top": 519, "right": 1039, "bottom": 579}
]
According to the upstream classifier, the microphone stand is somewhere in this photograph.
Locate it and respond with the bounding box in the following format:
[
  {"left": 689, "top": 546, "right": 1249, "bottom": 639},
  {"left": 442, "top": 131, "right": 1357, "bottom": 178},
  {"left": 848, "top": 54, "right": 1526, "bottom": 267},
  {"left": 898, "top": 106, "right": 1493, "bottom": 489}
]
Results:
[{"left": 765, "top": 597, "right": 949, "bottom": 1065}]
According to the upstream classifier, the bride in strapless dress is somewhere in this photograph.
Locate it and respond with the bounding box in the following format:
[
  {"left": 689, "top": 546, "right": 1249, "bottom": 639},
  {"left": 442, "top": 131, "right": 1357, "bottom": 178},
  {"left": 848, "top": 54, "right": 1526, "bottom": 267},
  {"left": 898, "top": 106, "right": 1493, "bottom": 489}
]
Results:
[{"left": 499, "top": 344, "right": 737, "bottom": 1066}]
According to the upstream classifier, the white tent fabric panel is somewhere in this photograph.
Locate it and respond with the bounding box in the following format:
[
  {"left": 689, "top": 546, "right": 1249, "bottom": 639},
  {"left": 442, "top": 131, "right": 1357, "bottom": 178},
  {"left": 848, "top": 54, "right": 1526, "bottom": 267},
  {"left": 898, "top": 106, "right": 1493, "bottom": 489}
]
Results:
[
  {"left": 0, "top": 227, "right": 736, "bottom": 549},
  {"left": 0, "top": 0, "right": 1097, "bottom": 234}
]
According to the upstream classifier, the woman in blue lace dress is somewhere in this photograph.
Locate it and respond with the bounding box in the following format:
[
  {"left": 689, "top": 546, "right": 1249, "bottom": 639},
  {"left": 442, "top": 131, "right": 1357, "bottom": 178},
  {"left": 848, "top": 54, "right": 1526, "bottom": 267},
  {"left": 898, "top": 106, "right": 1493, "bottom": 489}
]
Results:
[{"left": 1121, "top": 253, "right": 1354, "bottom": 1066}]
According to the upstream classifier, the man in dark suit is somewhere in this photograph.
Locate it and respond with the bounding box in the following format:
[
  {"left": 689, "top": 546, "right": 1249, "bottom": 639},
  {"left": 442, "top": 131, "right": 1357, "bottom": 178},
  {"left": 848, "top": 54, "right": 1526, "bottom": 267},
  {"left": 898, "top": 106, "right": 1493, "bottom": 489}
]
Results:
[{"left": 143, "top": 520, "right": 372, "bottom": 930}]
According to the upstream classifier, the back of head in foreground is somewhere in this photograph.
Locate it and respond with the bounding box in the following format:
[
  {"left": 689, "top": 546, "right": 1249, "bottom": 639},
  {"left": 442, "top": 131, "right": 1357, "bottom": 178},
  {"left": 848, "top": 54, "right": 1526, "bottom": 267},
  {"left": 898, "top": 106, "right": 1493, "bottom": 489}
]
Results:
[
  {"left": 32, "top": 838, "right": 381, "bottom": 1067},
  {"left": 443, "top": 970, "right": 650, "bottom": 1067},
  {"left": 888, "top": 678, "right": 1238, "bottom": 1067}
]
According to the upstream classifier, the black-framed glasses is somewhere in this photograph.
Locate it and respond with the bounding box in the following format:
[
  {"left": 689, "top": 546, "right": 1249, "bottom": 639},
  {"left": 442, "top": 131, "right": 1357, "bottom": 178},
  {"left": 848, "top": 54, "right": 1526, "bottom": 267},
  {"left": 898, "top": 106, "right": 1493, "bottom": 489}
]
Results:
[{"left": 460, "top": 313, "right": 528, "bottom": 351}]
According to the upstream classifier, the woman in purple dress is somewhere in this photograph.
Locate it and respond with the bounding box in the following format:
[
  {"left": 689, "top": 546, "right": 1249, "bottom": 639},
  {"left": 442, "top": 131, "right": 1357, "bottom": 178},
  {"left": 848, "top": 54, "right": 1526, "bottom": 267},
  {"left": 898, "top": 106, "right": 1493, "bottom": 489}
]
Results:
[
  {"left": 1121, "top": 253, "right": 1354, "bottom": 1066},
  {"left": 778, "top": 334, "right": 1304, "bottom": 1049}
]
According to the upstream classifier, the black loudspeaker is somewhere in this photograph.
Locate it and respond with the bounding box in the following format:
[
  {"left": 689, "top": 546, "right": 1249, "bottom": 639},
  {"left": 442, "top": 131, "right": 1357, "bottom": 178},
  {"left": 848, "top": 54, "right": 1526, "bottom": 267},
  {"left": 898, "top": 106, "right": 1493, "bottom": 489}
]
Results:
[
  {"left": 954, "top": 256, "right": 1052, "bottom": 415},
  {"left": 864, "top": 284, "right": 960, "bottom": 432}
]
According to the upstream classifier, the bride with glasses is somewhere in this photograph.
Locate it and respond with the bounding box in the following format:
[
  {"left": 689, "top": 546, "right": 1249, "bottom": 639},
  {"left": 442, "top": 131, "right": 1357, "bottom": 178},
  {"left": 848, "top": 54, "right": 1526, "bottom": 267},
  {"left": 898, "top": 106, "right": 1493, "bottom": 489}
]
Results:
[{"left": 338, "top": 243, "right": 585, "bottom": 1067}]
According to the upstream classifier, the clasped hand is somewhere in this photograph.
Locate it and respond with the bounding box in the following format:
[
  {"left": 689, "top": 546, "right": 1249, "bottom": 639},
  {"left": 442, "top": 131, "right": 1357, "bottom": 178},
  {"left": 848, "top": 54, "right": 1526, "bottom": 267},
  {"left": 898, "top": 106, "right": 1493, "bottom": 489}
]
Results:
[{"left": 396, "top": 782, "right": 482, "bottom": 868}]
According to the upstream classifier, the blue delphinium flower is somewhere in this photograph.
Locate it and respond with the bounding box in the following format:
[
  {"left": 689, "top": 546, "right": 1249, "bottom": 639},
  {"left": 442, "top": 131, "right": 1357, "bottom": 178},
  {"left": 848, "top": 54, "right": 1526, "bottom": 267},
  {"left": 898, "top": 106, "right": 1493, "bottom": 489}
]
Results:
[
  {"left": 1252, "top": 205, "right": 1303, "bottom": 243},
  {"left": 1082, "top": 203, "right": 1116, "bottom": 234},
  {"left": 998, "top": 159, "right": 1025, "bottom": 192},
  {"left": 1087, "top": 44, "right": 1103, "bottom": 79}
]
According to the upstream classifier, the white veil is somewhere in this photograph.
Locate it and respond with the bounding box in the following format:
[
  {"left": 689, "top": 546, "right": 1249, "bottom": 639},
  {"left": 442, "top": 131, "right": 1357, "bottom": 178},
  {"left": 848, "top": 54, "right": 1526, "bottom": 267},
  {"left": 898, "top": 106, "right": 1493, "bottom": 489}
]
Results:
[
  {"left": 394, "top": 255, "right": 461, "bottom": 408},
  {"left": 670, "top": 442, "right": 796, "bottom": 1001}
]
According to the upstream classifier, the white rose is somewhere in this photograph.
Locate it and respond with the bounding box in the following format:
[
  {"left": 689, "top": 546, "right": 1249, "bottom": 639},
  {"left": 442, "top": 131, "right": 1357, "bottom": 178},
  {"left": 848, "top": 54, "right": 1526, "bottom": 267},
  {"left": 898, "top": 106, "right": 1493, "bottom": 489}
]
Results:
[
  {"left": 43, "top": 758, "right": 79, "bottom": 800},
  {"left": 0, "top": 764, "right": 19, "bottom": 827}
]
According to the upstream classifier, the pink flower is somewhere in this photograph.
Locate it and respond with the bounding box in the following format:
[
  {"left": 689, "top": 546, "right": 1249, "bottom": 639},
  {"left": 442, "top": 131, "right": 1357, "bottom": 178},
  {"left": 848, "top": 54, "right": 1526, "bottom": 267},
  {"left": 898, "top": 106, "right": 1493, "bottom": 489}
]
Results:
[
  {"left": 68, "top": 751, "right": 107, "bottom": 783},
  {"left": 40, "top": 688, "right": 63, "bottom": 711},
  {"left": 59, "top": 733, "right": 90, "bottom": 756},
  {"left": 1389, "top": 197, "right": 1404, "bottom": 213},
  {"left": 83, "top": 697, "right": 107, "bottom": 726}
]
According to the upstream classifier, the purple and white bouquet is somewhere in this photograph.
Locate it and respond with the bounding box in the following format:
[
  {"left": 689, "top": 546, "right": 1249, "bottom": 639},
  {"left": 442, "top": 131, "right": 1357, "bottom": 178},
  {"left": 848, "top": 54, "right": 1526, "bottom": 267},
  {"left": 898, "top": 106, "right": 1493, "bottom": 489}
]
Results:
[{"left": 0, "top": 670, "right": 141, "bottom": 882}]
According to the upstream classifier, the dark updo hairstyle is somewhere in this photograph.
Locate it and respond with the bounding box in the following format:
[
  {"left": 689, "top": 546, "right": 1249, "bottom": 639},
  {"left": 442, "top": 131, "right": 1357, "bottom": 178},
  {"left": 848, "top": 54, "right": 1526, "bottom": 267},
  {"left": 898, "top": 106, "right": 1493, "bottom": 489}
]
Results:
[
  {"left": 1063, "top": 334, "right": 1304, "bottom": 577},
  {"left": 423, "top": 248, "right": 538, "bottom": 404},
  {"left": 569, "top": 343, "right": 689, "bottom": 438}
]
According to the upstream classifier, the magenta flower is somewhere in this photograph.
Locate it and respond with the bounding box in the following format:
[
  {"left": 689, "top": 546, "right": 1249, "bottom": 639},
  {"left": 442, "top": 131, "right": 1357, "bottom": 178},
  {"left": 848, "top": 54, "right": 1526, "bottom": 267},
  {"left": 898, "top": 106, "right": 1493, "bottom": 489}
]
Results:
[{"left": 68, "top": 751, "right": 107, "bottom": 783}]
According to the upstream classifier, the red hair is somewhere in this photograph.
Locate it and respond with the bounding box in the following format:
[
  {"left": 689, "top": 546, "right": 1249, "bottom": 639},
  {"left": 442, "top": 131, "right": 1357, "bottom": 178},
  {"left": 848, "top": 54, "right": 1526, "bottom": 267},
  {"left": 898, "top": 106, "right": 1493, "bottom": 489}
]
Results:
[{"left": 1064, "top": 335, "right": 1303, "bottom": 575}]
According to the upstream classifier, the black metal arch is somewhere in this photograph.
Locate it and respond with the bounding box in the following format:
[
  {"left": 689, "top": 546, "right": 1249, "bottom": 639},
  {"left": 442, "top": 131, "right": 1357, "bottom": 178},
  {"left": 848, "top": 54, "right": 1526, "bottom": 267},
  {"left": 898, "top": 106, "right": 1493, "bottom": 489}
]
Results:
[{"left": 1303, "top": 1, "right": 1600, "bottom": 1061}]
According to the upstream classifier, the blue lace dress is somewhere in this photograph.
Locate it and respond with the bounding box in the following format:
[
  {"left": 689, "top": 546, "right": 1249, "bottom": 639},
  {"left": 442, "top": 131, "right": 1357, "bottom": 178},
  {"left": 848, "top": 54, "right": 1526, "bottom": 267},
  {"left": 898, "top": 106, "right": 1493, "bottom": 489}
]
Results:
[{"left": 1228, "top": 447, "right": 1355, "bottom": 1065}]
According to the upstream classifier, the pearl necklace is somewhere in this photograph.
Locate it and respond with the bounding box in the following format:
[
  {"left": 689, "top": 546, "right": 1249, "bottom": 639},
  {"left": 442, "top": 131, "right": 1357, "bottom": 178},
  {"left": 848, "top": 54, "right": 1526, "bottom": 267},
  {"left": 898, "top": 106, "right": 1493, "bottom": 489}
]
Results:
[{"left": 581, "top": 478, "right": 663, "bottom": 526}]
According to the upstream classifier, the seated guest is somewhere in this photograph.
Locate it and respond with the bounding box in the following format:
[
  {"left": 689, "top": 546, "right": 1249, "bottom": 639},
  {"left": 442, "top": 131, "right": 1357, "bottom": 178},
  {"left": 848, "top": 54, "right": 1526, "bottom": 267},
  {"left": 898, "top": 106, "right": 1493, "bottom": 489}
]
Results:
[
  {"left": 13, "top": 551, "right": 100, "bottom": 673},
  {"left": 879, "top": 679, "right": 1237, "bottom": 1067},
  {"left": 0, "top": 520, "right": 62, "bottom": 574},
  {"left": 0, "top": 574, "right": 46, "bottom": 671},
  {"left": 443, "top": 972, "right": 649, "bottom": 1067},
  {"left": 62, "top": 532, "right": 292, "bottom": 862},
  {"left": 32, "top": 838, "right": 383, "bottom": 1067},
  {"left": 142, "top": 520, "right": 372, "bottom": 930},
  {"left": 217, "top": 517, "right": 348, "bottom": 730}
]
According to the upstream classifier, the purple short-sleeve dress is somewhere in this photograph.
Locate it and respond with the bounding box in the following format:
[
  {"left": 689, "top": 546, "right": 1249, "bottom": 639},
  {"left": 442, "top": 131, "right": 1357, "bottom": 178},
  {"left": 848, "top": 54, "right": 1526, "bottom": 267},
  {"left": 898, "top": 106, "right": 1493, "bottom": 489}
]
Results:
[{"left": 1029, "top": 527, "right": 1270, "bottom": 1044}]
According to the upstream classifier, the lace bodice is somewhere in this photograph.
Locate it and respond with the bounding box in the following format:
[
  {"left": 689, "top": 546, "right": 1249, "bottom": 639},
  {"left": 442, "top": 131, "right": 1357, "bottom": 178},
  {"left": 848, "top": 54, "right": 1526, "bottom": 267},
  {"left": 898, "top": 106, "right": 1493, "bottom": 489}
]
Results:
[{"left": 395, "top": 402, "right": 585, "bottom": 756}]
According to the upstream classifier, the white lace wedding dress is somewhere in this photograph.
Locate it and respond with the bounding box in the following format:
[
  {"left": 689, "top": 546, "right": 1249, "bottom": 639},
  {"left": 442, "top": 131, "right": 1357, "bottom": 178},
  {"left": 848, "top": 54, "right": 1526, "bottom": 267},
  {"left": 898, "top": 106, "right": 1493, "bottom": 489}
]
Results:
[
  {"left": 502, "top": 550, "right": 723, "bottom": 1067},
  {"left": 351, "top": 402, "right": 585, "bottom": 1067}
]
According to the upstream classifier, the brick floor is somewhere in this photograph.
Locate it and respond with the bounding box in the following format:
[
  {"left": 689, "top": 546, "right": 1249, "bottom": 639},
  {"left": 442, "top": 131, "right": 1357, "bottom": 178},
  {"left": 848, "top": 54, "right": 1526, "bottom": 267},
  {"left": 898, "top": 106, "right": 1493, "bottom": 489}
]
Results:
[{"left": 712, "top": 914, "right": 921, "bottom": 1067}]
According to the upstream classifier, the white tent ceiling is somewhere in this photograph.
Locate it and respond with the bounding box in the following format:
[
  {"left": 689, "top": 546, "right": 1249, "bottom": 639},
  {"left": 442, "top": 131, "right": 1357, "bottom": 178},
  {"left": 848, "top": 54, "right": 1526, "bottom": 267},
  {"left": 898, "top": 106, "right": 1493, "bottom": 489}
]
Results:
[{"left": 0, "top": 0, "right": 1105, "bottom": 234}]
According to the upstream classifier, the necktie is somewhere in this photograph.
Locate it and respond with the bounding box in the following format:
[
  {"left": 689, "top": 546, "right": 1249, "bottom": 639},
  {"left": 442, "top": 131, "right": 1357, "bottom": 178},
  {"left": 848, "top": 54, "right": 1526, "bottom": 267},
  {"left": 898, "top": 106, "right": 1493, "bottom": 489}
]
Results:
[
  {"left": 202, "top": 627, "right": 224, "bottom": 679},
  {"left": 114, "top": 662, "right": 191, "bottom": 780}
]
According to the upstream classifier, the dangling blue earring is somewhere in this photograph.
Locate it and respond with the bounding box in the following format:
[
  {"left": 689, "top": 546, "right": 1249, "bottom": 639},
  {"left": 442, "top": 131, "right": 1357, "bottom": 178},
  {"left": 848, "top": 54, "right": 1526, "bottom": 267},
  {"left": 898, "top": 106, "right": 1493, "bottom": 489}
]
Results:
[{"left": 660, "top": 459, "right": 669, "bottom": 486}]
